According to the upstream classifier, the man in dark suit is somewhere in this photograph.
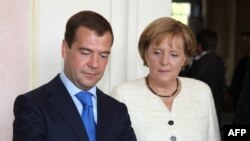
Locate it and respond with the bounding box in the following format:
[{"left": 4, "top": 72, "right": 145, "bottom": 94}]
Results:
[
  {"left": 180, "top": 28, "right": 225, "bottom": 127},
  {"left": 13, "top": 11, "right": 137, "bottom": 141},
  {"left": 228, "top": 31, "right": 250, "bottom": 110},
  {"left": 233, "top": 35, "right": 250, "bottom": 124}
]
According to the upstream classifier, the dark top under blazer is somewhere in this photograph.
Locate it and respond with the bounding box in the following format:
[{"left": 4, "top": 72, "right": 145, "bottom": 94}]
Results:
[{"left": 13, "top": 74, "right": 136, "bottom": 141}]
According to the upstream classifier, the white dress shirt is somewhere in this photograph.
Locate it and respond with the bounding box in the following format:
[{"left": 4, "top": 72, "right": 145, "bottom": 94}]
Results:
[{"left": 60, "top": 72, "right": 98, "bottom": 123}]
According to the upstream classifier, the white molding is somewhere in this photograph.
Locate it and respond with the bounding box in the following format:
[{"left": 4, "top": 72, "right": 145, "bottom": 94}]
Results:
[{"left": 29, "top": 0, "right": 39, "bottom": 89}]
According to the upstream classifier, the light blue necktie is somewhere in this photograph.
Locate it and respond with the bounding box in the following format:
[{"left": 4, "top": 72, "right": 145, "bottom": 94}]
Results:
[{"left": 76, "top": 92, "right": 96, "bottom": 141}]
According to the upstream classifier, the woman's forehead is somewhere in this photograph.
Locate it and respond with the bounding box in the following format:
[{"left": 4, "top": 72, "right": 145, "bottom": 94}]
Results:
[{"left": 152, "top": 34, "right": 184, "bottom": 49}]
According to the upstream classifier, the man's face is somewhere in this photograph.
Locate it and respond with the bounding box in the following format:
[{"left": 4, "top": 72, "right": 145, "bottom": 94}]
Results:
[{"left": 62, "top": 27, "right": 113, "bottom": 90}]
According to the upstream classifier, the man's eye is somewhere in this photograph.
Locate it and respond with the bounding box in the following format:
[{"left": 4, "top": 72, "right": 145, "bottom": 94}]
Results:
[
  {"left": 80, "top": 50, "right": 91, "bottom": 55},
  {"left": 100, "top": 53, "right": 110, "bottom": 59}
]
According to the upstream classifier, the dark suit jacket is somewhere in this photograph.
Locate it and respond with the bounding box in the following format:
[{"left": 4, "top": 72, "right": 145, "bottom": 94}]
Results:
[
  {"left": 234, "top": 56, "right": 250, "bottom": 124},
  {"left": 13, "top": 75, "right": 136, "bottom": 141},
  {"left": 228, "top": 55, "right": 249, "bottom": 109},
  {"left": 186, "top": 52, "right": 225, "bottom": 109}
]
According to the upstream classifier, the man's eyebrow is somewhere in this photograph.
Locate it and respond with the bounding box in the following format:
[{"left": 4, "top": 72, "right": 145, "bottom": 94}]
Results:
[
  {"left": 78, "top": 47, "right": 111, "bottom": 54},
  {"left": 100, "top": 51, "right": 111, "bottom": 54},
  {"left": 78, "top": 47, "right": 92, "bottom": 52}
]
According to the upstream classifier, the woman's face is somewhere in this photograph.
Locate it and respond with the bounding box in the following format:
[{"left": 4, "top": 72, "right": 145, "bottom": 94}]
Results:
[{"left": 145, "top": 36, "right": 186, "bottom": 84}]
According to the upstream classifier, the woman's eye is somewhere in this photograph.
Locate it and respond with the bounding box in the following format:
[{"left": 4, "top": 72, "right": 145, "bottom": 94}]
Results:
[
  {"left": 153, "top": 51, "right": 161, "bottom": 55},
  {"left": 171, "top": 53, "right": 178, "bottom": 57}
]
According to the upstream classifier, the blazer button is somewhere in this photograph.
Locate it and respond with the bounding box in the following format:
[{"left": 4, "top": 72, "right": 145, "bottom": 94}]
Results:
[
  {"left": 170, "top": 135, "right": 176, "bottom": 141},
  {"left": 168, "top": 120, "right": 174, "bottom": 125}
]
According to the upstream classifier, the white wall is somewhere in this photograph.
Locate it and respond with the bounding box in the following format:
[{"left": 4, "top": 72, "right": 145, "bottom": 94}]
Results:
[
  {"left": 36, "top": 0, "right": 171, "bottom": 93},
  {"left": 0, "top": 0, "right": 29, "bottom": 141},
  {"left": 1, "top": 0, "right": 171, "bottom": 140}
]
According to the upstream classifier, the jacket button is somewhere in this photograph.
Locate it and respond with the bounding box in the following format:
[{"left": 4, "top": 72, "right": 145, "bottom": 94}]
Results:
[
  {"left": 168, "top": 120, "right": 174, "bottom": 125},
  {"left": 170, "top": 136, "right": 176, "bottom": 141}
]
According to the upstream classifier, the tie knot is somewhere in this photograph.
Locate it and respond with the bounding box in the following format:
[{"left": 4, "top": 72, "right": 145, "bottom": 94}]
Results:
[{"left": 76, "top": 92, "right": 93, "bottom": 107}]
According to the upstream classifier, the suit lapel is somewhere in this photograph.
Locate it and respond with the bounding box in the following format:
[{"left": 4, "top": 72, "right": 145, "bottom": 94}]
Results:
[
  {"left": 46, "top": 75, "right": 89, "bottom": 141},
  {"left": 96, "top": 88, "right": 107, "bottom": 141}
]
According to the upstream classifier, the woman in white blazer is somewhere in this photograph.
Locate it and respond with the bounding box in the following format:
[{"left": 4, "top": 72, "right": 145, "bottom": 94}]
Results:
[{"left": 111, "top": 17, "right": 221, "bottom": 141}]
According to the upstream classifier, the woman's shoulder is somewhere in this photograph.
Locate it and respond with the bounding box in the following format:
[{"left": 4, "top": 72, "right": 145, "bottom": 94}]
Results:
[
  {"left": 179, "top": 77, "right": 210, "bottom": 90},
  {"left": 179, "top": 77, "right": 213, "bottom": 102},
  {"left": 110, "top": 77, "right": 146, "bottom": 100},
  {"left": 114, "top": 77, "right": 146, "bottom": 89}
]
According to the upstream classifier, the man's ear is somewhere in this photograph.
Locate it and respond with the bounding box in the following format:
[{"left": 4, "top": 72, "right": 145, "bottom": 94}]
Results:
[{"left": 62, "top": 40, "right": 69, "bottom": 59}]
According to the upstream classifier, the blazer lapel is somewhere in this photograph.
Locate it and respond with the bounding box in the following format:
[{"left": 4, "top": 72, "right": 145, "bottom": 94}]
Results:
[{"left": 46, "top": 75, "right": 88, "bottom": 141}]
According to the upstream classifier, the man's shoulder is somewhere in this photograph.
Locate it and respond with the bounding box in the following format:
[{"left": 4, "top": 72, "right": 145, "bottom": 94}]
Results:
[
  {"left": 196, "top": 52, "right": 224, "bottom": 68},
  {"left": 16, "top": 74, "right": 62, "bottom": 101},
  {"left": 97, "top": 88, "right": 123, "bottom": 105},
  {"left": 96, "top": 88, "right": 129, "bottom": 115},
  {"left": 200, "top": 52, "right": 222, "bottom": 61}
]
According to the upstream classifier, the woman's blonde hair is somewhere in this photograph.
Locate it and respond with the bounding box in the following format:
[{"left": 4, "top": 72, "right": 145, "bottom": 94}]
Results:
[{"left": 138, "top": 17, "right": 197, "bottom": 66}]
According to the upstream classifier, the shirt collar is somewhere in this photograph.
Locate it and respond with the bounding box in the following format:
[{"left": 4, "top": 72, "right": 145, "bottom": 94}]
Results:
[
  {"left": 194, "top": 51, "right": 209, "bottom": 60},
  {"left": 59, "top": 71, "right": 97, "bottom": 98}
]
